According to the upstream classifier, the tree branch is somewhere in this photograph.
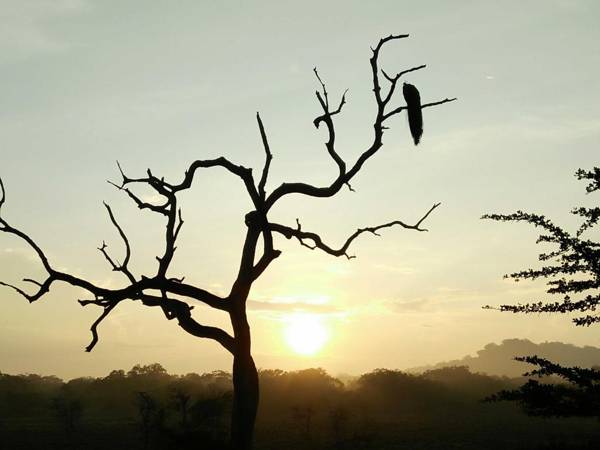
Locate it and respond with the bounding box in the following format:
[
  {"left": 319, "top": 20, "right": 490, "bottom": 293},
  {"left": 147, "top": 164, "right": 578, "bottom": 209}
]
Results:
[
  {"left": 256, "top": 112, "right": 273, "bottom": 199},
  {"left": 107, "top": 180, "right": 169, "bottom": 215},
  {"left": 84, "top": 302, "right": 117, "bottom": 352},
  {"left": 99, "top": 202, "right": 136, "bottom": 283},
  {"left": 381, "top": 64, "right": 426, "bottom": 105},
  {"left": 172, "top": 158, "right": 260, "bottom": 208},
  {"left": 483, "top": 169, "right": 600, "bottom": 328},
  {"left": 264, "top": 35, "right": 455, "bottom": 211},
  {"left": 370, "top": 34, "right": 410, "bottom": 105},
  {"left": 312, "top": 68, "right": 347, "bottom": 176},
  {"left": 140, "top": 294, "right": 235, "bottom": 354},
  {"left": 0, "top": 178, "right": 5, "bottom": 212},
  {"left": 382, "top": 97, "right": 457, "bottom": 121},
  {"left": 270, "top": 203, "right": 440, "bottom": 259},
  {"left": 0, "top": 176, "right": 230, "bottom": 352},
  {"left": 0, "top": 277, "right": 53, "bottom": 303}
]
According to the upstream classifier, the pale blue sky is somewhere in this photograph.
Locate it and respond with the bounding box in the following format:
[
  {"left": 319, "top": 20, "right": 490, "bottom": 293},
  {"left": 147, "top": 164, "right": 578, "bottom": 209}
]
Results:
[{"left": 0, "top": 0, "right": 599, "bottom": 379}]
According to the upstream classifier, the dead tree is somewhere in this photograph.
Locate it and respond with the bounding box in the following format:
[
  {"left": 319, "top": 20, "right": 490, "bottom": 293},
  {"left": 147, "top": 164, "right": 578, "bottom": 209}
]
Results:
[{"left": 0, "top": 35, "right": 454, "bottom": 449}]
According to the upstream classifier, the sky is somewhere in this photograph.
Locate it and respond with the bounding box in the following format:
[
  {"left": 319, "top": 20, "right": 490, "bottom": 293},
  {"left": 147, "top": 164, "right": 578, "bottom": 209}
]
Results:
[{"left": 0, "top": 0, "right": 599, "bottom": 380}]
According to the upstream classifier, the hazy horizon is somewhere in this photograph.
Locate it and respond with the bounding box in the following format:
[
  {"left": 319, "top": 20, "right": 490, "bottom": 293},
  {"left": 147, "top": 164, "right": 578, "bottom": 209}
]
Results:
[
  {"left": 1, "top": 0, "right": 599, "bottom": 380},
  {"left": 3, "top": 337, "right": 600, "bottom": 382}
]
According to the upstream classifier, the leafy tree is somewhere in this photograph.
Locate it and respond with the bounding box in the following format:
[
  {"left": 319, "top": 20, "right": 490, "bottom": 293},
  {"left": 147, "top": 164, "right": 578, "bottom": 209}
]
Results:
[
  {"left": 0, "top": 35, "right": 454, "bottom": 449},
  {"left": 129, "top": 364, "right": 169, "bottom": 378},
  {"left": 486, "top": 356, "right": 600, "bottom": 417},
  {"left": 483, "top": 167, "right": 600, "bottom": 416}
]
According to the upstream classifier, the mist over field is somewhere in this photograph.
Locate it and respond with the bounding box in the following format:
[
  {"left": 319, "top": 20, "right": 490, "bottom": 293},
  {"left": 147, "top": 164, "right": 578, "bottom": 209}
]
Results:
[{"left": 1, "top": 341, "right": 599, "bottom": 450}]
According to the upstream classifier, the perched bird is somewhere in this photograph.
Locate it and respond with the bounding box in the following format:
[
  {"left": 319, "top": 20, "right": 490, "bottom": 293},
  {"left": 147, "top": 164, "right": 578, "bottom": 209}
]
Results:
[{"left": 402, "top": 82, "right": 423, "bottom": 146}]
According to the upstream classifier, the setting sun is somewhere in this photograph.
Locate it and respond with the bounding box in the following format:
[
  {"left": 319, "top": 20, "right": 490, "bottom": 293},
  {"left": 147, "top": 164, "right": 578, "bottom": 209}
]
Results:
[{"left": 284, "top": 313, "right": 329, "bottom": 356}]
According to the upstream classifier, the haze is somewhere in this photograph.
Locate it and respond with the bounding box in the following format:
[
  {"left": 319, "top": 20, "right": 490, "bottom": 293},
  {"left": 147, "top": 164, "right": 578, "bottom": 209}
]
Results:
[{"left": 0, "top": 0, "right": 599, "bottom": 380}]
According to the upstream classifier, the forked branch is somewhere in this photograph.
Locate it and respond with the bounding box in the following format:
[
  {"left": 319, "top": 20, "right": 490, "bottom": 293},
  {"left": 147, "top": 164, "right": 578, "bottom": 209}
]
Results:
[
  {"left": 312, "top": 68, "right": 348, "bottom": 176},
  {"left": 0, "top": 176, "right": 231, "bottom": 352},
  {"left": 99, "top": 202, "right": 135, "bottom": 283},
  {"left": 0, "top": 34, "right": 455, "bottom": 357},
  {"left": 270, "top": 203, "right": 440, "bottom": 259},
  {"left": 264, "top": 34, "right": 455, "bottom": 210}
]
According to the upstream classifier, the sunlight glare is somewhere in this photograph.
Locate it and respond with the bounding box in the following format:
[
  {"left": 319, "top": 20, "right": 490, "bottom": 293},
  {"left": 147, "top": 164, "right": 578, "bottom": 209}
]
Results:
[{"left": 284, "top": 313, "right": 329, "bottom": 356}]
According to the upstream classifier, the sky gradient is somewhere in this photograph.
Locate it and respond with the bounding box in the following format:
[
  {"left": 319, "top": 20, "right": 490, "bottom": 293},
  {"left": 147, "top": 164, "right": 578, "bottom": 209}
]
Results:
[{"left": 1, "top": 0, "right": 599, "bottom": 379}]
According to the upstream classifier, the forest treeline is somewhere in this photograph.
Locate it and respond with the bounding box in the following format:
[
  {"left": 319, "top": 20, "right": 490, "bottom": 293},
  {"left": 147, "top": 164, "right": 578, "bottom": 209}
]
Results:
[{"left": 0, "top": 363, "right": 599, "bottom": 450}]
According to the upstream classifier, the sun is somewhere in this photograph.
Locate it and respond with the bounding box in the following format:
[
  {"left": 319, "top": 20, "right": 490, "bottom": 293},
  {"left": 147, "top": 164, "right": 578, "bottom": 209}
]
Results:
[{"left": 284, "top": 313, "right": 329, "bottom": 356}]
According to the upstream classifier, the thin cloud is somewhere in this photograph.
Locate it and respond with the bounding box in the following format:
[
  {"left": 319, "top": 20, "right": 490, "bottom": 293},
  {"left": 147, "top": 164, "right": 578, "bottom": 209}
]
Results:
[{"left": 247, "top": 300, "right": 341, "bottom": 314}]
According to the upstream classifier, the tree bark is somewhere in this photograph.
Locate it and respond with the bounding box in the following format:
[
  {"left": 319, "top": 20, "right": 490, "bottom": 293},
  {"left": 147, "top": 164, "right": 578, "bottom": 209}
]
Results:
[
  {"left": 231, "top": 348, "right": 259, "bottom": 449},
  {"left": 230, "top": 300, "right": 259, "bottom": 450}
]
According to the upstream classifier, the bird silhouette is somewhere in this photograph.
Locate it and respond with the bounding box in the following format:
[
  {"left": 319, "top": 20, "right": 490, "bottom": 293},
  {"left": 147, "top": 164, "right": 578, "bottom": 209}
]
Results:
[{"left": 402, "top": 82, "right": 423, "bottom": 145}]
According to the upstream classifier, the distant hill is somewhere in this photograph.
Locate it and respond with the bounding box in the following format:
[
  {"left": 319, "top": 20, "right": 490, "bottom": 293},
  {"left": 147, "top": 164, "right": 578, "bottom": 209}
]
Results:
[{"left": 409, "top": 338, "right": 600, "bottom": 377}]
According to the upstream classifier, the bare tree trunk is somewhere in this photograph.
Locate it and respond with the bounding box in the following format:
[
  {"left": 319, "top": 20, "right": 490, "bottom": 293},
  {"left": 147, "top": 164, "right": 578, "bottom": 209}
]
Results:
[
  {"left": 230, "top": 302, "right": 259, "bottom": 450},
  {"left": 231, "top": 350, "right": 259, "bottom": 450}
]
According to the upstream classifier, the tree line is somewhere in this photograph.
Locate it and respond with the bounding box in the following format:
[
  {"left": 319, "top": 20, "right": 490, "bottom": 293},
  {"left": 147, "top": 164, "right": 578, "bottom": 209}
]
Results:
[{"left": 1, "top": 363, "right": 598, "bottom": 450}]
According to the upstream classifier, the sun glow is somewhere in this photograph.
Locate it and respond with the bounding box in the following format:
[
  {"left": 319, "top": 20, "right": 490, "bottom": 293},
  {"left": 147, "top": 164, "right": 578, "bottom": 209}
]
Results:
[{"left": 284, "top": 313, "right": 329, "bottom": 356}]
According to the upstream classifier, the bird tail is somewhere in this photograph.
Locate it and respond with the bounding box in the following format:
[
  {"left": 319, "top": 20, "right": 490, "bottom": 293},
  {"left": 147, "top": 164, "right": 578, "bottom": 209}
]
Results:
[{"left": 407, "top": 104, "right": 423, "bottom": 145}]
